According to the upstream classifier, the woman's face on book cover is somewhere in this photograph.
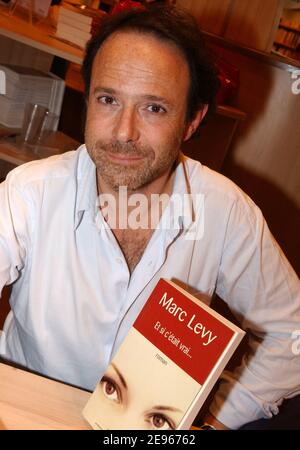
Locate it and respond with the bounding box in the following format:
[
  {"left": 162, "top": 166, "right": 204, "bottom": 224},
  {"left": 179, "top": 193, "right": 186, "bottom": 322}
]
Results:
[
  {"left": 94, "top": 330, "right": 200, "bottom": 430},
  {"left": 99, "top": 362, "right": 181, "bottom": 430}
]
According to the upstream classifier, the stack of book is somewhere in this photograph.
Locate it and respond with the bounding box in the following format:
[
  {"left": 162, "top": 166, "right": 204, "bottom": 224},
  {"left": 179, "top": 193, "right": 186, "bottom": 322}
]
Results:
[
  {"left": 0, "top": 64, "right": 65, "bottom": 129},
  {"left": 55, "top": 3, "right": 107, "bottom": 49},
  {"left": 273, "top": 19, "right": 300, "bottom": 61}
]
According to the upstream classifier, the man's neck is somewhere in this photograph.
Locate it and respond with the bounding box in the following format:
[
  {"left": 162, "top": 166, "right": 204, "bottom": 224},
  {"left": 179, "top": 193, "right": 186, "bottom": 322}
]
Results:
[{"left": 96, "top": 166, "right": 178, "bottom": 274}]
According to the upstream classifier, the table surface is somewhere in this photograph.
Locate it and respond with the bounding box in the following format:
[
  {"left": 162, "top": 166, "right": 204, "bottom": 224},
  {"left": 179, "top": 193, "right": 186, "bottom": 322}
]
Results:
[
  {"left": 0, "top": 362, "right": 92, "bottom": 430},
  {"left": 0, "top": 130, "right": 80, "bottom": 166}
]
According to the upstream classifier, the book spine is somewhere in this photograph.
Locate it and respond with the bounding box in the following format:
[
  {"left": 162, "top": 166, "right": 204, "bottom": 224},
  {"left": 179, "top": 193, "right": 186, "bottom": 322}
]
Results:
[
  {"left": 59, "top": 6, "right": 93, "bottom": 26},
  {"left": 58, "top": 15, "right": 92, "bottom": 33},
  {"left": 55, "top": 29, "right": 89, "bottom": 49},
  {"left": 57, "top": 23, "right": 92, "bottom": 41}
]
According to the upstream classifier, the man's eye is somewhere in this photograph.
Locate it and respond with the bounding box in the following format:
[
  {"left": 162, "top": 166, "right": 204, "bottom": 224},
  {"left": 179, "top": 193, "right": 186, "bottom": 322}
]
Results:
[
  {"left": 147, "top": 104, "right": 166, "bottom": 114},
  {"left": 148, "top": 413, "right": 175, "bottom": 430},
  {"left": 98, "top": 96, "right": 116, "bottom": 105},
  {"left": 100, "top": 377, "right": 121, "bottom": 403}
]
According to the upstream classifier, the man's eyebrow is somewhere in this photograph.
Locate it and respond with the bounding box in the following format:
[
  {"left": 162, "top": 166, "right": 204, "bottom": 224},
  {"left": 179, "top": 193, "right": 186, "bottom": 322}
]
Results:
[
  {"left": 152, "top": 405, "right": 183, "bottom": 413},
  {"left": 142, "top": 95, "right": 172, "bottom": 106},
  {"left": 111, "top": 363, "right": 127, "bottom": 389},
  {"left": 93, "top": 87, "right": 172, "bottom": 106},
  {"left": 93, "top": 86, "right": 116, "bottom": 95}
]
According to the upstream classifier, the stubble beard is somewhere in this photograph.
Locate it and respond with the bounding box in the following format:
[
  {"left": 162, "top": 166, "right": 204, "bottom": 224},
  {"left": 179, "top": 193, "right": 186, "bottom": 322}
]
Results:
[{"left": 86, "top": 138, "right": 181, "bottom": 192}]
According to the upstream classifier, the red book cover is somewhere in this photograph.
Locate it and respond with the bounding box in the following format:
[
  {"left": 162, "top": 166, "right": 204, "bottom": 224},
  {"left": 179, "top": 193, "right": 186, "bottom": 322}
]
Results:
[{"left": 82, "top": 278, "right": 245, "bottom": 430}]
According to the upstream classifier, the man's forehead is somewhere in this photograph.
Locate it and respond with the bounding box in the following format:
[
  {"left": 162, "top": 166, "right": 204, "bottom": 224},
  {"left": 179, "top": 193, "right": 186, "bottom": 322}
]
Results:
[
  {"left": 93, "top": 30, "right": 188, "bottom": 71},
  {"left": 99, "top": 28, "right": 182, "bottom": 48},
  {"left": 91, "top": 30, "right": 190, "bottom": 92}
]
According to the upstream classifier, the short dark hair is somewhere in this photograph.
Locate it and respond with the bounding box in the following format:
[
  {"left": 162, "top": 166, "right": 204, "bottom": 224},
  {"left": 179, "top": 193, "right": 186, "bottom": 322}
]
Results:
[{"left": 82, "top": 5, "right": 219, "bottom": 128}]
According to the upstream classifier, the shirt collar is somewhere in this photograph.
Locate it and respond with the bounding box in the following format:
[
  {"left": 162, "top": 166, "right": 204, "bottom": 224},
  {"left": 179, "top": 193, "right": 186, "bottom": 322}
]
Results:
[
  {"left": 168, "top": 153, "right": 195, "bottom": 231},
  {"left": 74, "top": 145, "right": 98, "bottom": 230}
]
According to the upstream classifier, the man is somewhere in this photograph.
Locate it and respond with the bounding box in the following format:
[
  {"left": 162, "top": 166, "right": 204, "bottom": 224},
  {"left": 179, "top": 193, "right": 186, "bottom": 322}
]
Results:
[{"left": 0, "top": 6, "right": 299, "bottom": 430}]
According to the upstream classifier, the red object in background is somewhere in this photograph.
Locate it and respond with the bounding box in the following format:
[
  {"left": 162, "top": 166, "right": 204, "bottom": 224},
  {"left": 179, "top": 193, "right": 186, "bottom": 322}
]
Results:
[
  {"left": 111, "top": 0, "right": 145, "bottom": 14},
  {"left": 216, "top": 57, "right": 240, "bottom": 105}
]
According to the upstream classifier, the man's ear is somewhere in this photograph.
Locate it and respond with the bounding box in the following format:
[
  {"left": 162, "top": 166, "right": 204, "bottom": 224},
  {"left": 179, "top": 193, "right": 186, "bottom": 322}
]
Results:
[{"left": 183, "top": 104, "right": 209, "bottom": 141}]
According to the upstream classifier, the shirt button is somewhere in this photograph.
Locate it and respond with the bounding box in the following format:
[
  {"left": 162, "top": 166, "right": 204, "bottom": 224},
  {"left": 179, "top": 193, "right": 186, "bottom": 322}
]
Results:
[
  {"left": 148, "top": 261, "right": 153, "bottom": 267},
  {"left": 116, "top": 257, "right": 123, "bottom": 264}
]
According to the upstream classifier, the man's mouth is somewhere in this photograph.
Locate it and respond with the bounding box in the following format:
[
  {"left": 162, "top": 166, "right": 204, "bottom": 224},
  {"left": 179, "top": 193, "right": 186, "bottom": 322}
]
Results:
[{"left": 107, "top": 152, "right": 145, "bottom": 164}]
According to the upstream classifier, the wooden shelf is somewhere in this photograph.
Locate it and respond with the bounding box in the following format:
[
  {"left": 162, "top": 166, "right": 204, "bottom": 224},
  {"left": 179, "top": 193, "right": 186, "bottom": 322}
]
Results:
[
  {"left": 65, "top": 62, "right": 85, "bottom": 92},
  {"left": 0, "top": 7, "right": 84, "bottom": 64},
  {"left": 274, "top": 41, "right": 299, "bottom": 52},
  {"left": 279, "top": 24, "right": 300, "bottom": 34},
  {"left": 204, "top": 30, "right": 300, "bottom": 71}
]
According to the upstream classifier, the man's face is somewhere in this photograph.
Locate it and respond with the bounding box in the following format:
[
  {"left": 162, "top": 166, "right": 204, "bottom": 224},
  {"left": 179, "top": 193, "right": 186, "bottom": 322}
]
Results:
[{"left": 85, "top": 31, "right": 193, "bottom": 192}]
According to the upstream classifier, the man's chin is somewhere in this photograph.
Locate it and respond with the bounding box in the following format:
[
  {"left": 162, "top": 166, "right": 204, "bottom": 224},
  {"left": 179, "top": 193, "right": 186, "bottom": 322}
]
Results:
[
  {"left": 96, "top": 160, "right": 155, "bottom": 191},
  {"left": 98, "top": 173, "right": 147, "bottom": 192},
  {"left": 110, "top": 179, "right": 149, "bottom": 192}
]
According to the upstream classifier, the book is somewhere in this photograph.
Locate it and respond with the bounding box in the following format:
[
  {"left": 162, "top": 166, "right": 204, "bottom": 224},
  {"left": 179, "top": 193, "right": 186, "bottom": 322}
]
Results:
[
  {"left": 59, "top": 6, "right": 93, "bottom": 27},
  {"left": 82, "top": 278, "right": 245, "bottom": 430},
  {"left": 57, "top": 14, "right": 94, "bottom": 33},
  {"left": 55, "top": 29, "right": 90, "bottom": 49},
  {"left": 56, "top": 3, "right": 106, "bottom": 48},
  {"left": 56, "top": 22, "right": 92, "bottom": 42},
  {"left": 58, "top": 3, "right": 106, "bottom": 27}
]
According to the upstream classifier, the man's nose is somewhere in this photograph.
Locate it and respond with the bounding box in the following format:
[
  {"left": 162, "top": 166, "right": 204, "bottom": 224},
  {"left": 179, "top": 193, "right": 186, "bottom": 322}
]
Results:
[{"left": 113, "top": 107, "right": 139, "bottom": 143}]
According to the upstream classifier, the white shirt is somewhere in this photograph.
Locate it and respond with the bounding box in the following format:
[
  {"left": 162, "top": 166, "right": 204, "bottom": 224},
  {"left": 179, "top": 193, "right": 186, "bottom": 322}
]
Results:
[{"left": 0, "top": 145, "right": 299, "bottom": 429}]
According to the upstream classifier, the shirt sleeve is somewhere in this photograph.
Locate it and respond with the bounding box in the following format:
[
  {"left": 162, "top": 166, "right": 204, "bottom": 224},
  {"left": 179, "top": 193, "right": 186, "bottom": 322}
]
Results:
[
  {"left": 0, "top": 171, "right": 33, "bottom": 296},
  {"left": 211, "top": 196, "right": 300, "bottom": 429}
]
